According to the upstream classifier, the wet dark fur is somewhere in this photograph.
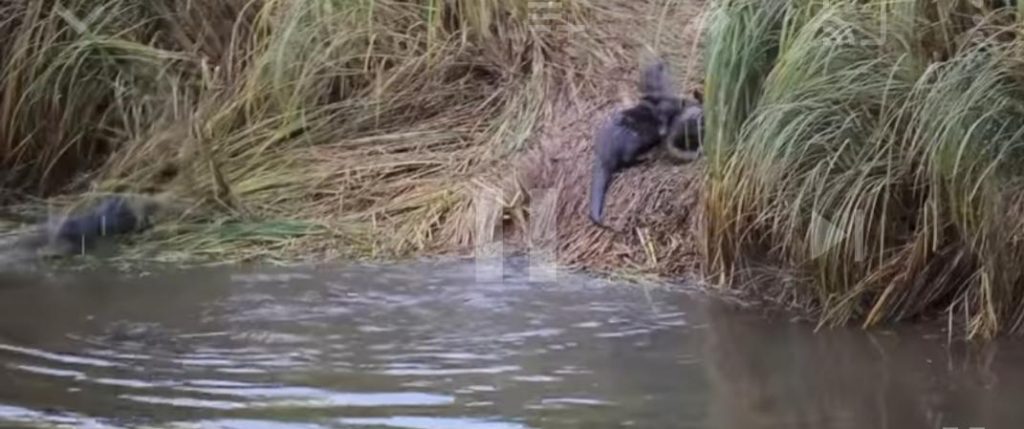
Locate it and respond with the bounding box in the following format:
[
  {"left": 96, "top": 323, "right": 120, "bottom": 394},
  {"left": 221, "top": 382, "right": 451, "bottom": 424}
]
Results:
[
  {"left": 587, "top": 60, "right": 704, "bottom": 226},
  {"left": 54, "top": 196, "right": 153, "bottom": 250},
  {"left": 588, "top": 99, "right": 669, "bottom": 226},
  {"left": 664, "top": 89, "right": 705, "bottom": 160}
]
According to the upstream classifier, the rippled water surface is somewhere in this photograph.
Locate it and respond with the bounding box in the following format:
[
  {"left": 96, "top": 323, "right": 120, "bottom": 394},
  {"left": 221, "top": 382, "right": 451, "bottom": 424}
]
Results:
[{"left": 1, "top": 257, "right": 1024, "bottom": 428}]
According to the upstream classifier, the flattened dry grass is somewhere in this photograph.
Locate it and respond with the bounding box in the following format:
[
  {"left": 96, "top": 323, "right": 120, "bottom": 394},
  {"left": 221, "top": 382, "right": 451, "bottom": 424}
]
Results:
[
  {"left": 702, "top": 0, "right": 1024, "bottom": 338},
  {"left": 0, "top": 0, "right": 620, "bottom": 263},
  {"left": 505, "top": 99, "right": 706, "bottom": 280},
  {"left": 452, "top": 0, "right": 711, "bottom": 280},
  {"left": 0, "top": 0, "right": 719, "bottom": 275}
]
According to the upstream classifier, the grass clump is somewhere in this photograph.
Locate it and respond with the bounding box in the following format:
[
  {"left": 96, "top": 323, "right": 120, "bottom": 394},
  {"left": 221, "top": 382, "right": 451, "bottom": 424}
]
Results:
[
  {"left": 0, "top": 0, "right": 611, "bottom": 263},
  {"left": 702, "top": 0, "right": 1024, "bottom": 338}
]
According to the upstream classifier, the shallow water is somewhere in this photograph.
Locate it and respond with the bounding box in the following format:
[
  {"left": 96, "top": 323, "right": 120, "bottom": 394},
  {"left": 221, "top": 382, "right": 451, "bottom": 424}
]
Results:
[{"left": 0, "top": 257, "right": 1022, "bottom": 428}]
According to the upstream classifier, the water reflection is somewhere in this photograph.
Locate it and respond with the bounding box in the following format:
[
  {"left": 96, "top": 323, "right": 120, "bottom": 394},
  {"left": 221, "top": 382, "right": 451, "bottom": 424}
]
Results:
[
  {"left": 0, "top": 258, "right": 1021, "bottom": 428},
  {"left": 703, "top": 301, "right": 1023, "bottom": 429}
]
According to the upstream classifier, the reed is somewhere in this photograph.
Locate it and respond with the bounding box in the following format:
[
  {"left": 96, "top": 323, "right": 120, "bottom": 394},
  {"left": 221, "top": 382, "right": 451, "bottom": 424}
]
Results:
[
  {"left": 702, "top": 0, "right": 1024, "bottom": 338},
  {"left": 0, "top": 0, "right": 611, "bottom": 263}
]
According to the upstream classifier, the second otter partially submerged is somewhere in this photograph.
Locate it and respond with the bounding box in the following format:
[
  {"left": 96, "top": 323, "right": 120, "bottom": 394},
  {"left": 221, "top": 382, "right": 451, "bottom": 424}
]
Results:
[
  {"left": 0, "top": 193, "right": 176, "bottom": 265},
  {"left": 53, "top": 195, "right": 158, "bottom": 251}
]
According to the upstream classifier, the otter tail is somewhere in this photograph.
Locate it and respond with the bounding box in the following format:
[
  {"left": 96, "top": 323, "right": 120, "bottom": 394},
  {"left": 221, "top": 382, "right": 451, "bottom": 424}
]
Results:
[{"left": 589, "top": 161, "right": 615, "bottom": 226}]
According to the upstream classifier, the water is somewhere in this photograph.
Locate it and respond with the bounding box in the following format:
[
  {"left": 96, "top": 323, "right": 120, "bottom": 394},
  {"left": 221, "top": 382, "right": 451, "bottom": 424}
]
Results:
[{"left": 0, "top": 257, "right": 1022, "bottom": 428}]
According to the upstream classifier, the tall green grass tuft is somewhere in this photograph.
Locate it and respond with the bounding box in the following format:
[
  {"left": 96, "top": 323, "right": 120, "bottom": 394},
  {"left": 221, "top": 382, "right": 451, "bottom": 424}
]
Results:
[
  {"left": 702, "top": 0, "right": 1024, "bottom": 338},
  {"left": 0, "top": 0, "right": 605, "bottom": 263}
]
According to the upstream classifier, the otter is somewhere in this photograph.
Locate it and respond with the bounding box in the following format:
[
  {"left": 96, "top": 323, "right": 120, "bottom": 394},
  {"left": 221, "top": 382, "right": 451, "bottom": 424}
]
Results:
[
  {"left": 663, "top": 89, "right": 705, "bottom": 162},
  {"left": 52, "top": 196, "right": 156, "bottom": 250},
  {"left": 588, "top": 60, "right": 693, "bottom": 226},
  {"left": 588, "top": 97, "right": 674, "bottom": 226},
  {"left": 642, "top": 60, "right": 705, "bottom": 162},
  {"left": 639, "top": 60, "right": 676, "bottom": 99},
  {"left": 0, "top": 194, "right": 171, "bottom": 263},
  {"left": 587, "top": 59, "right": 709, "bottom": 226}
]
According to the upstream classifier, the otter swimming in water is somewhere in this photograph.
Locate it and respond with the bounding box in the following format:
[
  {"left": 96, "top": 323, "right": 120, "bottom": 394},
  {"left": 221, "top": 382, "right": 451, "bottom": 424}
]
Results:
[
  {"left": 52, "top": 196, "right": 156, "bottom": 250},
  {"left": 0, "top": 194, "right": 172, "bottom": 263}
]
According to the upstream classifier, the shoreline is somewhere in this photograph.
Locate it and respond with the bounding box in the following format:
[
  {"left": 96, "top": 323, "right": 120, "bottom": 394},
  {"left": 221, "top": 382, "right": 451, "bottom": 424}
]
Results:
[{"left": 5, "top": 0, "right": 1024, "bottom": 339}]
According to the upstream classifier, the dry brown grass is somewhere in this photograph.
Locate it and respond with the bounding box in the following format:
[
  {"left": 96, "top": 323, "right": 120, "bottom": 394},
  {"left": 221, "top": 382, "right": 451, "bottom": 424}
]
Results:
[
  {"left": 494, "top": 97, "right": 706, "bottom": 279},
  {"left": 0, "top": 0, "right": 713, "bottom": 273},
  {"left": 472, "top": 0, "right": 711, "bottom": 278}
]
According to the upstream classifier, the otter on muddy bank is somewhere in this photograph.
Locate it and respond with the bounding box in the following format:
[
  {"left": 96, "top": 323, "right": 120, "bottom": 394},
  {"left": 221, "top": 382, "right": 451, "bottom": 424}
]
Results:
[
  {"left": 587, "top": 60, "right": 705, "bottom": 227},
  {"left": 588, "top": 96, "right": 674, "bottom": 226},
  {"left": 645, "top": 59, "right": 705, "bottom": 163}
]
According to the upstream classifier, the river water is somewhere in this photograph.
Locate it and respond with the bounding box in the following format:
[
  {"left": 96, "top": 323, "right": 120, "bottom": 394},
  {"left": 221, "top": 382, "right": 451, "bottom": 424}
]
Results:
[{"left": 0, "top": 257, "right": 1022, "bottom": 428}]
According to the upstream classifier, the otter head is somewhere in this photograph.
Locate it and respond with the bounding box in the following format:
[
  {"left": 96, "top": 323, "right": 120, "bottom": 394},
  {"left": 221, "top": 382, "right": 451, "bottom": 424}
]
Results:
[
  {"left": 639, "top": 60, "right": 673, "bottom": 97},
  {"left": 640, "top": 94, "right": 683, "bottom": 139}
]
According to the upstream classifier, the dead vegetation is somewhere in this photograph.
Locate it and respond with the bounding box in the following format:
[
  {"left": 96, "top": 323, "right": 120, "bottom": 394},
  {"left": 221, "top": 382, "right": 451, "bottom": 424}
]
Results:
[{"left": 0, "top": 0, "right": 711, "bottom": 273}]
